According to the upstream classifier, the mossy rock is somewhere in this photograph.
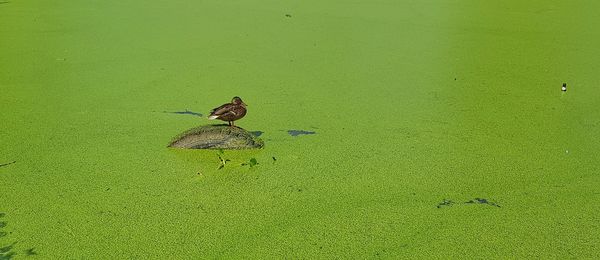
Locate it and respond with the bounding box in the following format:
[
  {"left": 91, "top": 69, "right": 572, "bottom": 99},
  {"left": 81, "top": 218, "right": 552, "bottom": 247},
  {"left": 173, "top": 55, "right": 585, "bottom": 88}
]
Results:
[{"left": 168, "top": 125, "right": 264, "bottom": 149}]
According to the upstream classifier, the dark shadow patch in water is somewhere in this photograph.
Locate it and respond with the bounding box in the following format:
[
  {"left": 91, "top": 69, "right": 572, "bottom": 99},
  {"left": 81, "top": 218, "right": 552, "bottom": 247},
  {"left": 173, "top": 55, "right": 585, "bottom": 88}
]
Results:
[
  {"left": 0, "top": 161, "right": 15, "bottom": 168},
  {"left": 288, "top": 130, "right": 316, "bottom": 136},
  {"left": 0, "top": 243, "right": 16, "bottom": 259},
  {"left": 0, "top": 212, "right": 7, "bottom": 239},
  {"left": 285, "top": 14, "right": 292, "bottom": 18},
  {"left": 24, "top": 248, "right": 37, "bottom": 256},
  {"left": 163, "top": 109, "right": 203, "bottom": 117},
  {"left": 437, "top": 198, "right": 501, "bottom": 208},
  {"left": 436, "top": 199, "right": 455, "bottom": 208},
  {"left": 98, "top": 210, "right": 117, "bottom": 217},
  {"left": 465, "top": 198, "right": 501, "bottom": 207},
  {"left": 1, "top": 212, "right": 16, "bottom": 259},
  {"left": 0, "top": 1, "right": 10, "bottom": 4},
  {"left": 249, "top": 131, "right": 263, "bottom": 137}
]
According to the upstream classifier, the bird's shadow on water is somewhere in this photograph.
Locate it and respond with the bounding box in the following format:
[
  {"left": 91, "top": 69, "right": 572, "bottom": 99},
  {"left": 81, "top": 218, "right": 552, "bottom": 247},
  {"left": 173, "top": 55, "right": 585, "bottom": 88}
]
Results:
[
  {"left": 162, "top": 109, "right": 203, "bottom": 117},
  {"left": 287, "top": 130, "right": 316, "bottom": 136},
  {"left": 249, "top": 131, "right": 263, "bottom": 137}
]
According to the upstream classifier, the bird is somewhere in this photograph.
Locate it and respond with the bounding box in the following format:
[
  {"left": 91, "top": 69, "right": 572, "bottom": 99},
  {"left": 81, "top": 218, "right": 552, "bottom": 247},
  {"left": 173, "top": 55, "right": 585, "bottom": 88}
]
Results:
[
  {"left": 562, "top": 83, "right": 567, "bottom": 92},
  {"left": 208, "top": 96, "right": 247, "bottom": 126}
]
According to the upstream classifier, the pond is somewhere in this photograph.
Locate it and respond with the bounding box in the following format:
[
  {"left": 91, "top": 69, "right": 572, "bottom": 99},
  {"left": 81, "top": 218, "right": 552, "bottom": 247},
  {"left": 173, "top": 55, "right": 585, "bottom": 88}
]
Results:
[{"left": 1, "top": 0, "right": 599, "bottom": 258}]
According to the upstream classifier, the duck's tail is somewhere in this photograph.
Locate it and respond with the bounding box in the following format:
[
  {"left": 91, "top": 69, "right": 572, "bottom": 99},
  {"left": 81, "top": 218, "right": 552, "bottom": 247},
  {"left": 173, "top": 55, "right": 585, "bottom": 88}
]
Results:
[{"left": 208, "top": 115, "right": 219, "bottom": 120}]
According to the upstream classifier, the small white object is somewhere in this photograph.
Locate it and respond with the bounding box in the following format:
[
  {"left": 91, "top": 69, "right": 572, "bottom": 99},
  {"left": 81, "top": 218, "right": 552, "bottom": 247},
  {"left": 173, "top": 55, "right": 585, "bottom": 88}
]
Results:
[{"left": 208, "top": 115, "right": 219, "bottom": 120}]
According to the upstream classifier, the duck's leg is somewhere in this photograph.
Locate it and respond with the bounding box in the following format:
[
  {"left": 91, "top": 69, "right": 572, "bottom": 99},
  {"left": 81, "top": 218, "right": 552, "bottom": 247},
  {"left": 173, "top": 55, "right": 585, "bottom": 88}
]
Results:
[
  {"left": 231, "top": 121, "right": 235, "bottom": 127},
  {"left": 228, "top": 121, "right": 232, "bottom": 126}
]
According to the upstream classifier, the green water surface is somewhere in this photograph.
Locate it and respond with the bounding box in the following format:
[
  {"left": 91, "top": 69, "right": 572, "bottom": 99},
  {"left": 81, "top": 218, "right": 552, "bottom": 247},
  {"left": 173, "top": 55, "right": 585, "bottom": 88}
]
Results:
[{"left": 1, "top": 0, "right": 599, "bottom": 258}]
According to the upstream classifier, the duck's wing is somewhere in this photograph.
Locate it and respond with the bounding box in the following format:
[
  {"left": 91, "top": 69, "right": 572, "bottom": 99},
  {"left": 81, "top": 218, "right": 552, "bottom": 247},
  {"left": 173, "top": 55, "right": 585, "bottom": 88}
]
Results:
[{"left": 209, "top": 103, "right": 234, "bottom": 116}]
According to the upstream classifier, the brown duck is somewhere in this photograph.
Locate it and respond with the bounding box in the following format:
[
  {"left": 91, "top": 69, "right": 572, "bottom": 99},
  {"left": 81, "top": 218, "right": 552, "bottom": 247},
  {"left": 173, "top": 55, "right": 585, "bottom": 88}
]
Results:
[{"left": 208, "top": 96, "right": 247, "bottom": 126}]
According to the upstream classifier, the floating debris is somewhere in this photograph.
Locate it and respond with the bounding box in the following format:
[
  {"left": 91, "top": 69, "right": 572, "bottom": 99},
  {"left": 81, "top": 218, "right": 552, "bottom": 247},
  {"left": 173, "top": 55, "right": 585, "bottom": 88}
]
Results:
[
  {"left": 163, "top": 109, "right": 203, "bottom": 117},
  {"left": 465, "top": 198, "right": 501, "bottom": 207},
  {"left": 561, "top": 83, "right": 567, "bottom": 92},
  {"left": 241, "top": 158, "right": 258, "bottom": 168},
  {"left": 285, "top": 14, "right": 292, "bottom": 18},
  {"left": 217, "top": 150, "right": 231, "bottom": 170},
  {"left": 0, "top": 161, "right": 16, "bottom": 168},
  {"left": 288, "top": 130, "right": 316, "bottom": 136},
  {"left": 437, "top": 198, "right": 501, "bottom": 208}
]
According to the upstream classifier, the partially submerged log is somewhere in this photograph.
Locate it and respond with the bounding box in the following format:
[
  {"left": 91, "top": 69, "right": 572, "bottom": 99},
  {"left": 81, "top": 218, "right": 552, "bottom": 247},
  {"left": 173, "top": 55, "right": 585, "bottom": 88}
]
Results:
[{"left": 168, "top": 125, "right": 264, "bottom": 149}]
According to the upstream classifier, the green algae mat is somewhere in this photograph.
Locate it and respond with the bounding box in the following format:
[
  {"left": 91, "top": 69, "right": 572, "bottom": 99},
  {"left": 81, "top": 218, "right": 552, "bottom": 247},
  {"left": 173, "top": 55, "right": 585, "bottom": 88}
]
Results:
[{"left": 1, "top": 0, "right": 600, "bottom": 258}]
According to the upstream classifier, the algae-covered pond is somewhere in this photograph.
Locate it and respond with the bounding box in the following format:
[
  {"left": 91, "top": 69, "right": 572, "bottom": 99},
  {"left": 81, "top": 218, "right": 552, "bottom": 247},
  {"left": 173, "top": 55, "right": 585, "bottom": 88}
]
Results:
[{"left": 1, "top": 0, "right": 600, "bottom": 258}]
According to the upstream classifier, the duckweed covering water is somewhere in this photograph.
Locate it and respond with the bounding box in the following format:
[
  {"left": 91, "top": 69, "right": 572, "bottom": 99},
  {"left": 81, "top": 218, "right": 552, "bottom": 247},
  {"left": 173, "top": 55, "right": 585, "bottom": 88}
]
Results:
[{"left": 1, "top": 0, "right": 600, "bottom": 258}]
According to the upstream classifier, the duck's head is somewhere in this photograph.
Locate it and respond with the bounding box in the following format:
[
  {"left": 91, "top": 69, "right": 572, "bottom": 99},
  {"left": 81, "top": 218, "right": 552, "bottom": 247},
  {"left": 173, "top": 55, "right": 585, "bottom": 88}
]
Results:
[{"left": 232, "top": 96, "right": 247, "bottom": 107}]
